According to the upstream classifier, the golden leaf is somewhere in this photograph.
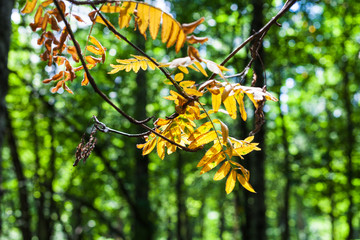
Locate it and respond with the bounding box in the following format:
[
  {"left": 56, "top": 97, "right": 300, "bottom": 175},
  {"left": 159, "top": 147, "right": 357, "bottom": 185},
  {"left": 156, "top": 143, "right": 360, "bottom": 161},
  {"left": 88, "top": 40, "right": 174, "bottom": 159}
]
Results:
[
  {"left": 108, "top": 56, "right": 158, "bottom": 74},
  {"left": 225, "top": 170, "right": 236, "bottom": 194},
  {"left": 189, "top": 130, "right": 218, "bottom": 149},
  {"left": 142, "top": 137, "right": 157, "bottom": 155},
  {"left": 213, "top": 161, "right": 230, "bottom": 181},
  {"left": 197, "top": 142, "right": 222, "bottom": 167},
  {"left": 174, "top": 73, "right": 184, "bottom": 82},
  {"left": 21, "top": 0, "right": 38, "bottom": 14},
  {"left": 118, "top": 2, "right": 136, "bottom": 29},
  {"left": 200, "top": 152, "right": 225, "bottom": 174},
  {"left": 237, "top": 173, "right": 256, "bottom": 193},
  {"left": 167, "top": 22, "right": 180, "bottom": 48},
  {"left": 223, "top": 95, "right": 237, "bottom": 119},
  {"left": 137, "top": 4, "right": 150, "bottom": 38},
  {"left": 149, "top": 6, "right": 162, "bottom": 40},
  {"left": 183, "top": 88, "right": 203, "bottom": 97},
  {"left": 161, "top": 13, "right": 173, "bottom": 43},
  {"left": 193, "top": 61, "right": 208, "bottom": 77},
  {"left": 175, "top": 30, "right": 186, "bottom": 53},
  {"left": 179, "top": 81, "right": 195, "bottom": 88},
  {"left": 100, "top": 4, "right": 122, "bottom": 13},
  {"left": 157, "top": 138, "right": 166, "bottom": 160},
  {"left": 235, "top": 92, "right": 247, "bottom": 121},
  {"left": 212, "top": 91, "right": 222, "bottom": 113},
  {"left": 81, "top": 72, "right": 89, "bottom": 86}
]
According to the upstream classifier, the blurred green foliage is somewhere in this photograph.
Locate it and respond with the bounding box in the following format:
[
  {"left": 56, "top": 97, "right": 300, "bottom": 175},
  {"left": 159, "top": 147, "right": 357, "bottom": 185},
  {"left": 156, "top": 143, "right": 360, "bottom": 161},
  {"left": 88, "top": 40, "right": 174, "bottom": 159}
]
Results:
[{"left": 1, "top": 0, "right": 359, "bottom": 239}]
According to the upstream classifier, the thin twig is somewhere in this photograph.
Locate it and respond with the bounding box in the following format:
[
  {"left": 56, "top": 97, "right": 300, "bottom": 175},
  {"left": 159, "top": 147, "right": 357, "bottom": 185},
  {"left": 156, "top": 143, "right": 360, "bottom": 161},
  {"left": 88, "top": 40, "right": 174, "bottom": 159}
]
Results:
[{"left": 93, "top": 116, "right": 150, "bottom": 137}]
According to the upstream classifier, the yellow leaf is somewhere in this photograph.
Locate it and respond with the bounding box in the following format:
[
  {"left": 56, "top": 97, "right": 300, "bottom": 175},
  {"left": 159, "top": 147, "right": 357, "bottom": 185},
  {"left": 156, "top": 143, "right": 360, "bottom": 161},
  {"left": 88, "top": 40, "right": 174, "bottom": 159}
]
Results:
[
  {"left": 213, "top": 161, "right": 231, "bottom": 181},
  {"left": 179, "top": 81, "right": 195, "bottom": 88},
  {"left": 197, "top": 142, "right": 222, "bottom": 167},
  {"left": 142, "top": 137, "right": 157, "bottom": 155},
  {"left": 221, "top": 84, "right": 233, "bottom": 102},
  {"left": 167, "top": 22, "right": 180, "bottom": 48},
  {"left": 237, "top": 174, "right": 256, "bottom": 193},
  {"left": 189, "top": 130, "right": 218, "bottom": 149},
  {"left": 133, "top": 61, "right": 141, "bottom": 73},
  {"left": 174, "top": 73, "right": 184, "bottom": 82},
  {"left": 41, "top": 0, "right": 53, "bottom": 7},
  {"left": 244, "top": 136, "right": 254, "bottom": 142},
  {"left": 200, "top": 152, "right": 225, "bottom": 174},
  {"left": 188, "top": 121, "right": 214, "bottom": 141},
  {"left": 149, "top": 6, "right": 162, "bottom": 40},
  {"left": 184, "top": 88, "right": 203, "bottom": 97},
  {"left": 118, "top": 2, "right": 136, "bottom": 29},
  {"left": 178, "top": 66, "right": 189, "bottom": 74},
  {"left": 194, "top": 62, "right": 208, "bottom": 77},
  {"left": 157, "top": 138, "right": 166, "bottom": 160},
  {"left": 100, "top": 4, "right": 122, "bottom": 13},
  {"left": 89, "top": 36, "right": 105, "bottom": 53},
  {"left": 21, "top": 0, "right": 38, "bottom": 14},
  {"left": 86, "top": 45, "right": 103, "bottom": 55},
  {"left": 235, "top": 92, "right": 247, "bottom": 121},
  {"left": 212, "top": 92, "right": 221, "bottom": 113},
  {"left": 137, "top": 4, "right": 150, "bottom": 37},
  {"left": 225, "top": 170, "right": 236, "bottom": 194},
  {"left": 175, "top": 29, "right": 186, "bottom": 53},
  {"left": 85, "top": 56, "right": 102, "bottom": 65},
  {"left": 81, "top": 72, "right": 89, "bottom": 86},
  {"left": 223, "top": 95, "right": 237, "bottom": 119},
  {"left": 161, "top": 13, "right": 173, "bottom": 43}
]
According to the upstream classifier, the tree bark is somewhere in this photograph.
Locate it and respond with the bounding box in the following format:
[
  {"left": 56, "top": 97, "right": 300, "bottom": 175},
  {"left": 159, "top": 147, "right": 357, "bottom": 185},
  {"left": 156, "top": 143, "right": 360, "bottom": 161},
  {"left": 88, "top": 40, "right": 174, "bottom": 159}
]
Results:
[
  {"left": 132, "top": 41, "right": 153, "bottom": 240},
  {"left": 246, "top": 0, "right": 267, "bottom": 239},
  {"left": 6, "top": 109, "right": 32, "bottom": 240},
  {"left": 176, "top": 153, "right": 188, "bottom": 240},
  {"left": 279, "top": 103, "right": 290, "bottom": 240},
  {"left": 0, "top": 0, "right": 14, "bottom": 234}
]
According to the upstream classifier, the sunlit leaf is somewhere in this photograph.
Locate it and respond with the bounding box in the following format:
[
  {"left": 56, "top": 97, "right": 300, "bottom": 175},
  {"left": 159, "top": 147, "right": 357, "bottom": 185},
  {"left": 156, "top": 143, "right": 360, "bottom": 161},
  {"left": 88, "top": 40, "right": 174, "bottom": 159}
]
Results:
[
  {"left": 197, "top": 142, "right": 222, "bottom": 167},
  {"left": 225, "top": 170, "right": 236, "bottom": 194},
  {"left": 118, "top": 2, "right": 136, "bottom": 29},
  {"left": 223, "top": 95, "right": 237, "bottom": 119},
  {"left": 213, "top": 161, "right": 230, "bottom": 181},
  {"left": 200, "top": 152, "right": 225, "bottom": 174},
  {"left": 142, "top": 137, "right": 157, "bottom": 155},
  {"left": 237, "top": 173, "right": 256, "bottom": 193},
  {"left": 149, "top": 6, "right": 162, "bottom": 40},
  {"left": 21, "top": 0, "right": 38, "bottom": 14},
  {"left": 174, "top": 73, "right": 184, "bottom": 82},
  {"left": 189, "top": 130, "right": 218, "bottom": 149}
]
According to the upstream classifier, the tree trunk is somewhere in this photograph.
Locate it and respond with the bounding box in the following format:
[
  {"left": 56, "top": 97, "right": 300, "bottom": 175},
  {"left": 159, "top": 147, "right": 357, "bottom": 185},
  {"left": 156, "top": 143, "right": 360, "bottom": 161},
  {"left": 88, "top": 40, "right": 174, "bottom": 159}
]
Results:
[
  {"left": 0, "top": 0, "right": 14, "bottom": 234},
  {"left": 246, "top": 0, "right": 267, "bottom": 239},
  {"left": 279, "top": 103, "right": 290, "bottom": 240},
  {"left": 133, "top": 41, "right": 153, "bottom": 239},
  {"left": 6, "top": 109, "right": 32, "bottom": 240},
  {"left": 176, "top": 153, "right": 188, "bottom": 240}
]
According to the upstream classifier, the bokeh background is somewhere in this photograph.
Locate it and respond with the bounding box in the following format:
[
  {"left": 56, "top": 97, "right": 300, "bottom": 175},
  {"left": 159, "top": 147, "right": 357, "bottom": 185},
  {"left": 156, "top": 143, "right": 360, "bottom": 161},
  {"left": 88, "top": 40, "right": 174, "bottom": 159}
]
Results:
[{"left": 1, "top": 0, "right": 359, "bottom": 239}]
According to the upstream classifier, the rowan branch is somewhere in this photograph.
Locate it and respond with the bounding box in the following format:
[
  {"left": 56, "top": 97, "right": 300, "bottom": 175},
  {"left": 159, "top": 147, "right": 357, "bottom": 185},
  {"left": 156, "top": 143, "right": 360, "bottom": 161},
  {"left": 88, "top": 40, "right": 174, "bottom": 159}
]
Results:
[{"left": 53, "top": 0, "right": 201, "bottom": 152}]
